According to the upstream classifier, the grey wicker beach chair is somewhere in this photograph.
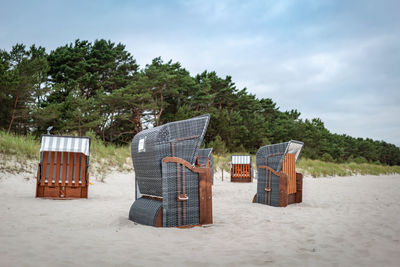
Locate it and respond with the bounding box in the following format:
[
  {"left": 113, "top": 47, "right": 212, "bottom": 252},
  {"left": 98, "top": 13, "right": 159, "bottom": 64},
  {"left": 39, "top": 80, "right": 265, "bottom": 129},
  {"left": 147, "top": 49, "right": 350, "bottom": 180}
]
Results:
[
  {"left": 253, "top": 140, "right": 304, "bottom": 207},
  {"left": 129, "top": 115, "right": 213, "bottom": 227}
]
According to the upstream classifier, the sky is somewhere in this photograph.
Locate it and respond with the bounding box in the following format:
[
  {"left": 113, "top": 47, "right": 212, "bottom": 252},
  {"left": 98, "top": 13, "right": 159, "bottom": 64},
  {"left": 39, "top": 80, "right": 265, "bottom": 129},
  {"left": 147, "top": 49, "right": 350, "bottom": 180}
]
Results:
[{"left": 1, "top": 0, "right": 399, "bottom": 146}]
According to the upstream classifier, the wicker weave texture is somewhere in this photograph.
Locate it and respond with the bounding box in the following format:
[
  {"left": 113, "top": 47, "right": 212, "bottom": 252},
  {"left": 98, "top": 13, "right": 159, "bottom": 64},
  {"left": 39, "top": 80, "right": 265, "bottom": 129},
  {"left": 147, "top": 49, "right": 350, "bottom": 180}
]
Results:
[
  {"left": 128, "top": 198, "right": 162, "bottom": 226},
  {"left": 162, "top": 162, "right": 200, "bottom": 227},
  {"left": 130, "top": 115, "right": 210, "bottom": 227},
  {"left": 131, "top": 115, "right": 210, "bottom": 197}
]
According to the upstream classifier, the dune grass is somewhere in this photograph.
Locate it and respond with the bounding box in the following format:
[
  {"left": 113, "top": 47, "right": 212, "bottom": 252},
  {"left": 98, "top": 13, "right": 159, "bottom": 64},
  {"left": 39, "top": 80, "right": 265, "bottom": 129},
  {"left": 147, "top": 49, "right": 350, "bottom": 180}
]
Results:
[
  {"left": 84, "top": 131, "right": 131, "bottom": 173},
  {"left": 0, "top": 131, "right": 40, "bottom": 160},
  {"left": 213, "top": 152, "right": 400, "bottom": 178},
  {"left": 297, "top": 158, "right": 400, "bottom": 177},
  {"left": 0, "top": 130, "right": 131, "bottom": 177},
  {"left": 1, "top": 130, "right": 399, "bottom": 177}
]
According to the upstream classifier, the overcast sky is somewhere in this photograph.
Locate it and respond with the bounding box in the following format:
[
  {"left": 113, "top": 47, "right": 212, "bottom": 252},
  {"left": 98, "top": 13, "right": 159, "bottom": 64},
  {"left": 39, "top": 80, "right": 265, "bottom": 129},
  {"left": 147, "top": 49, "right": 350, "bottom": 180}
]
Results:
[{"left": 1, "top": 0, "right": 399, "bottom": 146}]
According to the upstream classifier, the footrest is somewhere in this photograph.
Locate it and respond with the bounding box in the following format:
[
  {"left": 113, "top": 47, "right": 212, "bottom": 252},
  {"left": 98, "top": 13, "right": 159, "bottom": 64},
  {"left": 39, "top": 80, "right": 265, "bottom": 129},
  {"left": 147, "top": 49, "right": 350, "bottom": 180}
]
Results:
[{"left": 129, "top": 197, "right": 162, "bottom": 226}]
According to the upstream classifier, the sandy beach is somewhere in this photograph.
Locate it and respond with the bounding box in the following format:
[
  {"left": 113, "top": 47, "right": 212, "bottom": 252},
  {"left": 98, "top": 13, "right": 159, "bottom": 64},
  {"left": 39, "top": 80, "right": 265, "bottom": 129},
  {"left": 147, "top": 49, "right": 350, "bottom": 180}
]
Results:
[{"left": 0, "top": 170, "right": 399, "bottom": 267}]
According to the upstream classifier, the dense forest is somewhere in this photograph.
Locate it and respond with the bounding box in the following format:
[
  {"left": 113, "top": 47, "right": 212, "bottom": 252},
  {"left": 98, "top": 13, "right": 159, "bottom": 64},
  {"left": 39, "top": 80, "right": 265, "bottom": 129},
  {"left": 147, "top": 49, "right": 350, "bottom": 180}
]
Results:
[{"left": 1, "top": 39, "right": 399, "bottom": 165}]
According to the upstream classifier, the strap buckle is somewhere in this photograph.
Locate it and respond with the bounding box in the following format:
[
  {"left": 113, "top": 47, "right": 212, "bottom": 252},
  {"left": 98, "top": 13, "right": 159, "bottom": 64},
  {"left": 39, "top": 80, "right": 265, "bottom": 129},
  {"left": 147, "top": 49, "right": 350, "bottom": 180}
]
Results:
[{"left": 177, "top": 193, "right": 189, "bottom": 201}]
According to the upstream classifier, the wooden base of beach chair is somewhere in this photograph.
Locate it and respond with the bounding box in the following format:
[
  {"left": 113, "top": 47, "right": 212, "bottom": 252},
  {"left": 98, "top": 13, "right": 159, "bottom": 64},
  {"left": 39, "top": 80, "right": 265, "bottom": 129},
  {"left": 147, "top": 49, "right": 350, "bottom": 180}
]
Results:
[
  {"left": 253, "top": 172, "right": 303, "bottom": 207},
  {"left": 36, "top": 184, "right": 88, "bottom": 199},
  {"left": 231, "top": 177, "right": 252, "bottom": 182}
]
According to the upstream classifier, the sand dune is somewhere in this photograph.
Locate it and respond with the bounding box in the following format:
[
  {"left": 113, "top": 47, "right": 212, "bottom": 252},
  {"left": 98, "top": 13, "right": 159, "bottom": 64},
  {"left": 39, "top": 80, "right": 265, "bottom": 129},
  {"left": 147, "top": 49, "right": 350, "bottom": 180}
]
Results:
[{"left": 0, "top": 170, "right": 399, "bottom": 267}]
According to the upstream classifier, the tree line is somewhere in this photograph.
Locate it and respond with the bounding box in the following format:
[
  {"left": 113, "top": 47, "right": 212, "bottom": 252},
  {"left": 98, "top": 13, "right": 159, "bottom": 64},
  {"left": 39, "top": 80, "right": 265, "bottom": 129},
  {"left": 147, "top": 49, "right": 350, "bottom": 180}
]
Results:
[{"left": 1, "top": 39, "right": 399, "bottom": 165}]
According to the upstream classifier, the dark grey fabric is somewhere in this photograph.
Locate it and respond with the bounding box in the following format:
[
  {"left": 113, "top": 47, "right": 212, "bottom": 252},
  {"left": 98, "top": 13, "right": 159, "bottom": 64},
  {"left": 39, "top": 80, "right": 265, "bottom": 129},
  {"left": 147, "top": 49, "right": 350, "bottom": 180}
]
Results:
[
  {"left": 131, "top": 115, "right": 210, "bottom": 197},
  {"left": 129, "top": 197, "right": 162, "bottom": 226},
  {"left": 162, "top": 162, "right": 200, "bottom": 227}
]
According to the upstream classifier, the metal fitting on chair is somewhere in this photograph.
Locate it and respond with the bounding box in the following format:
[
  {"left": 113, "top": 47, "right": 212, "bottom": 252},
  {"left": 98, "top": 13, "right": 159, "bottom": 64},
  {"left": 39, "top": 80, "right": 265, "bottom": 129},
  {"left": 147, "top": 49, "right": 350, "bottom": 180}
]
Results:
[{"left": 177, "top": 193, "right": 189, "bottom": 201}]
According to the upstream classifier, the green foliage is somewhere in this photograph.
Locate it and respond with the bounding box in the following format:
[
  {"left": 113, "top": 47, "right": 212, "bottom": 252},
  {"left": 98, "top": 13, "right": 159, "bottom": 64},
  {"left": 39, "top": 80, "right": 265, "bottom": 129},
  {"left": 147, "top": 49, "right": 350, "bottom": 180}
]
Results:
[
  {"left": 0, "top": 39, "right": 400, "bottom": 166},
  {"left": 352, "top": 156, "right": 368, "bottom": 164},
  {"left": 321, "top": 153, "right": 334, "bottom": 162},
  {"left": 1, "top": 130, "right": 399, "bottom": 177},
  {"left": 208, "top": 135, "right": 228, "bottom": 155},
  {"left": 85, "top": 130, "right": 131, "bottom": 172}
]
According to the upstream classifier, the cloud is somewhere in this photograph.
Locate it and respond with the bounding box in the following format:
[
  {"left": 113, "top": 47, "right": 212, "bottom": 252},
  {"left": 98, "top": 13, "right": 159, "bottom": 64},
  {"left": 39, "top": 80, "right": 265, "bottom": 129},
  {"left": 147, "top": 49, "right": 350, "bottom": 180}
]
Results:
[{"left": 1, "top": 0, "right": 399, "bottom": 145}]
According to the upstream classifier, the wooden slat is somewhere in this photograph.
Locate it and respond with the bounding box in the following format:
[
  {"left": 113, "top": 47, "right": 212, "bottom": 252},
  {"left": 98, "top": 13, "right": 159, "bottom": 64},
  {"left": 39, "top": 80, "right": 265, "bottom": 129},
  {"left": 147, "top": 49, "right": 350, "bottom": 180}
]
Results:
[
  {"left": 296, "top": 172, "right": 303, "bottom": 203},
  {"left": 68, "top": 152, "right": 74, "bottom": 185},
  {"left": 283, "top": 153, "right": 296, "bottom": 194},
  {"left": 199, "top": 167, "right": 212, "bottom": 225},
  {"left": 279, "top": 173, "right": 289, "bottom": 207},
  {"left": 61, "top": 152, "right": 68, "bottom": 186},
  {"left": 268, "top": 169, "right": 272, "bottom": 204},
  {"left": 80, "top": 154, "right": 86, "bottom": 186},
  {"left": 232, "top": 164, "right": 252, "bottom": 179},
  {"left": 74, "top": 153, "right": 80, "bottom": 186},
  {"left": 177, "top": 163, "right": 181, "bottom": 227},
  {"left": 182, "top": 164, "right": 186, "bottom": 225},
  {"left": 54, "top": 152, "right": 61, "bottom": 185},
  {"left": 48, "top": 152, "right": 55, "bottom": 184},
  {"left": 40, "top": 152, "right": 49, "bottom": 186}
]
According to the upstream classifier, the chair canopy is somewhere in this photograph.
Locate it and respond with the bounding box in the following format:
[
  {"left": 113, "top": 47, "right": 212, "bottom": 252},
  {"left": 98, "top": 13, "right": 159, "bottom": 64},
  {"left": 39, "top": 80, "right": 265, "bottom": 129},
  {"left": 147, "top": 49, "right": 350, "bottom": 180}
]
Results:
[
  {"left": 232, "top": 155, "right": 251, "bottom": 164},
  {"left": 40, "top": 135, "right": 91, "bottom": 156},
  {"left": 256, "top": 140, "right": 303, "bottom": 172},
  {"left": 131, "top": 115, "right": 210, "bottom": 197}
]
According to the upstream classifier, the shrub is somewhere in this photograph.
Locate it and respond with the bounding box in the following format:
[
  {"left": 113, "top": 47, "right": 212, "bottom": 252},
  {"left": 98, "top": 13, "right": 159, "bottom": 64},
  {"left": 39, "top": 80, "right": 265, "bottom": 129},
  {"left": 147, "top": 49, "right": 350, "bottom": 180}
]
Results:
[{"left": 321, "top": 153, "right": 334, "bottom": 162}]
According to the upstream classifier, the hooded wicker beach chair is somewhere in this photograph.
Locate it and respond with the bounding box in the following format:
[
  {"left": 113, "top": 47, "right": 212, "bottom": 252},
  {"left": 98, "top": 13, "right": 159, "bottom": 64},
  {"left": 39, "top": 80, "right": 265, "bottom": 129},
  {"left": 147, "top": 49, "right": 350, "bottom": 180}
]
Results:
[
  {"left": 36, "top": 135, "right": 91, "bottom": 199},
  {"left": 253, "top": 140, "right": 303, "bottom": 207},
  {"left": 197, "top": 148, "right": 214, "bottom": 184},
  {"left": 231, "top": 155, "right": 253, "bottom": 182},
  {"left": 129, "top": 115, "right": 213, "bottom": 227}
]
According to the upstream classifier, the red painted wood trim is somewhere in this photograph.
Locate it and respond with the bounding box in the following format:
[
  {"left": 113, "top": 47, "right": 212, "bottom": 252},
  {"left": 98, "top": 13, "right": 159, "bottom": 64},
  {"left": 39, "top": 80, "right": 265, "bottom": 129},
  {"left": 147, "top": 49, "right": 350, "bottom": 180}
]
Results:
[
  {"left": 162, "top": 157, "right": 208, "bottom": 174},
  {"left": 258, "top": 165, "right": 280, "bottom": 176}
]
